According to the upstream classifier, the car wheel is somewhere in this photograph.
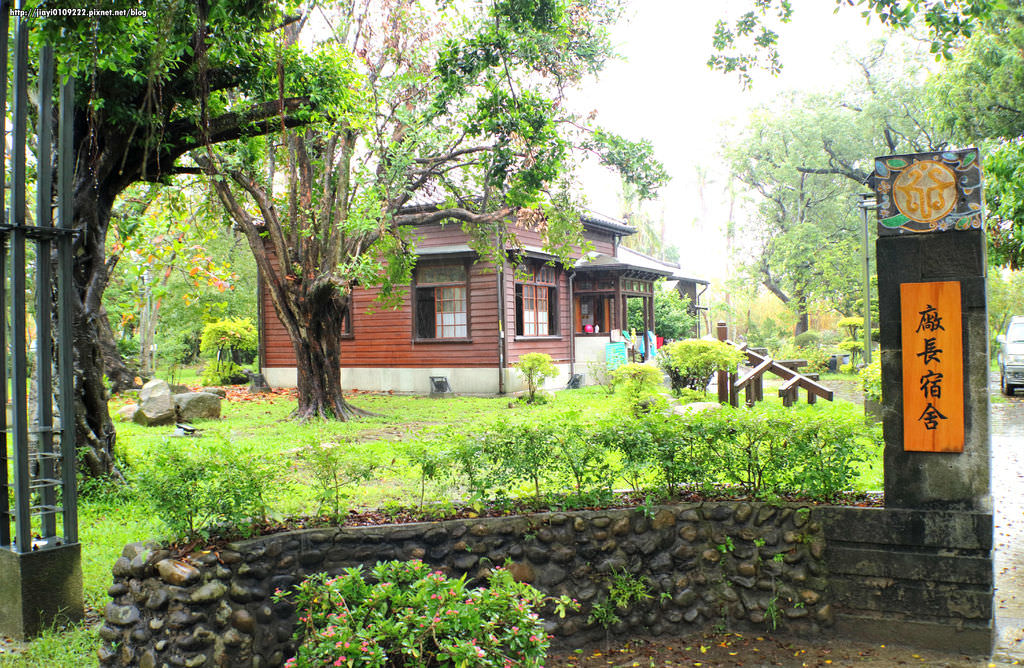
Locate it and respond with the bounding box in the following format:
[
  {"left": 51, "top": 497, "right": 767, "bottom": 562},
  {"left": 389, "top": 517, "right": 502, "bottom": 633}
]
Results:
[{"left": 1003, "top": 373, "right": 1015, "bottom": 396}]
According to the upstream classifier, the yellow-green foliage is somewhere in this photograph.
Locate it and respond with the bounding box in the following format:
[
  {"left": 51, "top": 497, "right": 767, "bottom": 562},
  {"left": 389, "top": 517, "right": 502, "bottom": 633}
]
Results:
[
  {"left": 199, "top": 317, "right": 258, "bottom": 357},
  {"left": 658, "top": 339, "right": 745, "bottom": 395},
  {"left": 516, "top": 352, "right": 559, "bottom": 403}
]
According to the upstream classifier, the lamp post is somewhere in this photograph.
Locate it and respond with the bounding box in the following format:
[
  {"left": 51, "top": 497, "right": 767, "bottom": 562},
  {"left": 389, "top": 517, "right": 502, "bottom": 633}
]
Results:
[{"left": 855, "top": 193, "right": 877, "bottom": 365}]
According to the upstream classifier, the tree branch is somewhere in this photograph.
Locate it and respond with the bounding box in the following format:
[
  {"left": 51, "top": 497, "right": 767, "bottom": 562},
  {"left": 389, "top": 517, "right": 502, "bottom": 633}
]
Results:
[{"left": 393, "top": 206, "right": 513, "bottom": 227}]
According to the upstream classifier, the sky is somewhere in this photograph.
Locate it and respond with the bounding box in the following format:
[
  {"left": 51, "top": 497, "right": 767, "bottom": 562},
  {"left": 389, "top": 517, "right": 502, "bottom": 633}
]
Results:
[{"left": 570, "top": 0, "right": 889, "bottom": 281}]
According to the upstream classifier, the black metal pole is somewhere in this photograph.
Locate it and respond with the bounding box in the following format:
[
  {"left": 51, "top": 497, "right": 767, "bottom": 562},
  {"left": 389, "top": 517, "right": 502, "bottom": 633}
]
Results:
[
  {"left": 9, "top": 0, "right": 31, "bottom": 553},
  {"left": 58, "top": 75, "right": 78, "bottom": 543},
  {"left": 36, "top": 44, "right": 57, "bottom": 540}
]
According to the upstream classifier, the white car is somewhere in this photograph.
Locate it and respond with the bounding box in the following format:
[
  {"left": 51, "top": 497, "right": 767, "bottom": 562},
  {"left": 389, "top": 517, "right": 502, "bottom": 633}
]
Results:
[{"left": 996, "top": 316, "right": 1024, "bottom": 396}]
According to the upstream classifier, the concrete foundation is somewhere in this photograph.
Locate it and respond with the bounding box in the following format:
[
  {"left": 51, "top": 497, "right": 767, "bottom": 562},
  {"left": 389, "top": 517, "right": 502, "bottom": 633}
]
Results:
[
  {"left": 263, "top": 364, "right": 574, "bottom": 395},
  {"left": 0, "top": 543, "right": 83, "bottom": 639}
]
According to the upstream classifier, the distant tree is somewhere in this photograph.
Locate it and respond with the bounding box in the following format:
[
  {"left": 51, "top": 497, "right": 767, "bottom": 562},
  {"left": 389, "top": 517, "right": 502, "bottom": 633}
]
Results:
[
  {"left": 627, "top": 284, "right": 695, "bottom": 340},
  {"left": 723, "top": 43, "right": 942, "bottom": 335},
  {"left": 709, "top": 0, "right": 998, "bottom": 87},
  {"left": 618, "top": 181, "right": 678, "bottom": 262}
]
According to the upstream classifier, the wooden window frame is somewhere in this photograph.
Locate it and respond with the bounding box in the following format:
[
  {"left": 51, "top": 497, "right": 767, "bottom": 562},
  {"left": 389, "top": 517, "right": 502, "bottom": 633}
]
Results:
[
  {"left": 515, "top": 263, "right": 559, "bottom": 338},
  {"left": 412, "top": 260, "right": 471, "bottom": 342}
]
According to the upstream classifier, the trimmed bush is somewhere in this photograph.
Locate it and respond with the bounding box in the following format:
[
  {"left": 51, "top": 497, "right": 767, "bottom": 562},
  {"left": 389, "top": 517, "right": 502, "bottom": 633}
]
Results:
[
  {"left": 658, "top": 339, "right": 745, "bottom": 395},
  {"left": 610, "top": 362, "right": 664, "bottom": 415},
  {"left": 199, "top": 317, "right": 258, "bottom": 385},
  {"left": 515, "top": 352, "right": 559, "bottom": 403},
  {"left": 860, "top": 359, "right": 881, "bottom": 403}
]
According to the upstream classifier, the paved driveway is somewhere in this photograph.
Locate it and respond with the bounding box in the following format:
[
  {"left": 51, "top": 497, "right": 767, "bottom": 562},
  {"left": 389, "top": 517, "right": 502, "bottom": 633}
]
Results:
[{"left": 992, "top": 384, "right": 1024, "bottom": 662}]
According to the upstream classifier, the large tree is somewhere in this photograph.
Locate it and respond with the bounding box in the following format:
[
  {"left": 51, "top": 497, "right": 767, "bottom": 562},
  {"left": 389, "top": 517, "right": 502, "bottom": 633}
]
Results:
[
  {"left": 199, "top": 0, "right": 667, "bottom": 420},
  {"left": 724, "top": 43, "right": 944, "bottom": 334},
  {"left": 33, "top": 0, "right": 337, "bottom": 477},
  {"left": 929, "top": 4, "right": 1024, "bottom": 267}
]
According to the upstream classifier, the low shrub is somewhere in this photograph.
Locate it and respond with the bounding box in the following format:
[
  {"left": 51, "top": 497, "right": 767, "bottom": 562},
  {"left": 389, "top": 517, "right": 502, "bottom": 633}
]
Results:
[
  {"left": 586, "top": 360, "right": 616, "bottom": 395},
  {"left": 298, "top": 440, "right": 380, "bottom": 520},
  {"left": 674, "top": 404, "right": 878, "bottom": 500},
  {"left": 516, "top": 352, "right": 559, "bottom": 403},
  {"left": 793, "top": 331, "right": 820, "bottom": 348},
  {"left": 860, "top": 359, "right": 881, "bottom": 403},
  {"left": 135, "top": 435, "right": 278, "bottom": 541},
  {"left": 464, "top": 414, "right": 612, "bottom": 508},
  {"left": 658, "top": 339, "right": 745, "bottom": 395},
  {"left": 282, "top": 560, "right": 553, "bottom": 667},
  {"left": 786, "top": 404, "right": 878, "bottom": 499},
  {"left": 609, "top": 362, "right": 664, "bottom": 415}
]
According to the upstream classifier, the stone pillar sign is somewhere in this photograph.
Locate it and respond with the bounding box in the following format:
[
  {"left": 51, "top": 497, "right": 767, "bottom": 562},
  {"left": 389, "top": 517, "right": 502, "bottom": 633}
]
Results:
[{"left": 872, "top": 148, "right": 990, "bottom": 510}]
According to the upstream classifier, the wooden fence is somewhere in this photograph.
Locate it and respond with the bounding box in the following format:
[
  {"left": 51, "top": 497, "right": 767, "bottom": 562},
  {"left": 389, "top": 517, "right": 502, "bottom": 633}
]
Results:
[{"left": 714, "top": 322, "right": 834, "bottom": 408}]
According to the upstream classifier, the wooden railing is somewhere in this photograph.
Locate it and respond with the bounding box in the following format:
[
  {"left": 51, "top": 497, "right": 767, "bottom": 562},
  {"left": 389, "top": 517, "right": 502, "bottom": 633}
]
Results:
[{"left": 715, "top": 322, "right": 834, "bottom": 408}]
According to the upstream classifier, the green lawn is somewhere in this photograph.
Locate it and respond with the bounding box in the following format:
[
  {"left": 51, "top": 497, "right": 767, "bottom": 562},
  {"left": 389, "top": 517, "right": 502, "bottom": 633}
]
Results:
[{"left": 2, "top": 385, "right": 879, "bottom": 667}]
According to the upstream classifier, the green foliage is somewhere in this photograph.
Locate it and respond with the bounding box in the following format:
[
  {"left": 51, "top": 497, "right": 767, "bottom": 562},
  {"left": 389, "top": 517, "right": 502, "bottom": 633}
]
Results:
[
  {"left": 298, "top": 441, "right": 379, "bottom": 521},
  {"left": 199, "top": 317, "right": 258, "bottom": 357},
  {"left": 588, "top": 569, "right": 652, "bottom": 632},
  {"left": 134, "top": 435, "right": 278, "bottom": 542},
  {"left": 709, "top": 0, "right": 996, "bottom": 87},
  {"left": 988, "top": 266, "right": 1024, "bottom": 342},
  {"left": 597, "top": 403, "right": 879, "bottom": 501},
  {"left": 609, "top": 362, "right": 665, "bottom": 415},
  {"left": 586, "top": 360, "right": 616, "bottom": 395},
  {"left": 463, "top": 413, "right": 612, "bottom": 508},
  {"left": 199, "top": 317, "right": 257, "bottom": 385},
  {"left": 515, "top": 352, "right": 559, "bottom": 403},
  {"left": 403, "top": 440, "right": 452, "bottom": 510},
  {"left": 985, "top": 140, "right": 1024, "bottom": 269},
  {"left": 860, "top": 359, "right": 882, "bottom": 403},
  {"left": 773, "top": 342, "right": 829, "bottom": 374},
  {"left": 836, "top": 317, "right": 864, "bottom": 340},
  {"left": 659, "top": 339, "right": 745, "bottom": 395},
  {"left": 793, "top": 331, "right": 820, "bottom": 348},
  {"left": 723, "top": 45, "right": 936, "bottom": 323},
  {"left": 627, "top": 285, "right": 696, "bottom": 340},
  {"left": 282, "top": 561, "right": 551, "bottom": 667}
]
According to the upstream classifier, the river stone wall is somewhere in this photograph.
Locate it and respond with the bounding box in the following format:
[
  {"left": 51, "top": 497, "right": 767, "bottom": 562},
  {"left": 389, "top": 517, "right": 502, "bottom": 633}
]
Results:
[{"left": 97, "top": 503, "right": 991, "bottom": 667}]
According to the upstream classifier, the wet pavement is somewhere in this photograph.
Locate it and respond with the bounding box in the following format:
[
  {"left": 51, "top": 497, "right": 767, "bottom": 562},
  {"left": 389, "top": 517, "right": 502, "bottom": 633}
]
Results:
[{"left": 993, "top": 379, "right": 1024, "bottom": 663}]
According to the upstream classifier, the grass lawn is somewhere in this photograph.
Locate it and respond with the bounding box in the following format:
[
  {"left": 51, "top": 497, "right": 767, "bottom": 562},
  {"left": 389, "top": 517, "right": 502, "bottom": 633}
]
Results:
[{"left": 1, "top": 384, "right": 880, "bottom": 667}]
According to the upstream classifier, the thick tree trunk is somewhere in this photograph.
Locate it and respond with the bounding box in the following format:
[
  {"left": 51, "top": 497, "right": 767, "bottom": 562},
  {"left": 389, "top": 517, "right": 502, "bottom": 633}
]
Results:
[
  {"left": 289, "top": 289, "right": 369, "bottom": 421},
  {"left": 71, "top": 185, "right": 123, "bottom": 480},
  {"left": 97, "top": 304, "right": 140, "bottom": 393},
  {"left": 794, "top": 292, "right": 809, "bottom": 337}
]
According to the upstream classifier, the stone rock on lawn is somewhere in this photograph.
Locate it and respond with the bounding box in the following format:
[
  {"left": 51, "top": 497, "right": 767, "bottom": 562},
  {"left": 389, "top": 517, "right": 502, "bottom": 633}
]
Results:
[
  {"left": 117, "top": 404, "right": 139, "bottom": 422},
  {"left": 174, "top": 392, "right": 222, "bottom": 421},
  {"left": 139, "top": 379, "right": 170, "bottom": 403},
  {"left": 200, "top": 387, "right": 227, "bottom": 398},
  {"left": 134, "top": 380, "right": 175, "bottom": 426}
]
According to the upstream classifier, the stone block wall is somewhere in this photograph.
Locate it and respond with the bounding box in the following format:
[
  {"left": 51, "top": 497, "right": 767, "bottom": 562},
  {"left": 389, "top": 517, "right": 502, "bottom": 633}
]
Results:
[
  {"left": 97, "top": 502, "right": 832, "bottom": 667},
  {"left": 97, "top": 503, "right": 993, "bottom": 667},
  {"left": 822, "top": 506, "right": 992, "bottom": 654}
]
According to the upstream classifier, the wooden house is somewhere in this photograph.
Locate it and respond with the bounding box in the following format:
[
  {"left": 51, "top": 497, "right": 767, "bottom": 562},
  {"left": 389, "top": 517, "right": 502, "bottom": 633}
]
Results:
[{"left": 258, "top": 212, "right": 704, "bottom": 394}]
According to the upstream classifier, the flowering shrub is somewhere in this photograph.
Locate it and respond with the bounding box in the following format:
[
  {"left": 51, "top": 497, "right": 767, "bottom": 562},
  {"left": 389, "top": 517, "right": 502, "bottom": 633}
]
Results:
[{"left": 281, "top": 560, "right": 553, "bottom": 667}]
